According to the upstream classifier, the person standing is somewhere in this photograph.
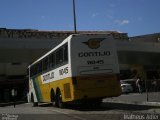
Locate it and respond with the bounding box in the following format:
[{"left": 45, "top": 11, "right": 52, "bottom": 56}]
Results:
[
  {"left": 152, "top": 76, "right": 157, "bottom": 92},
  {"left": 136, "top": 77, "right": 142, "bottom": 93}
]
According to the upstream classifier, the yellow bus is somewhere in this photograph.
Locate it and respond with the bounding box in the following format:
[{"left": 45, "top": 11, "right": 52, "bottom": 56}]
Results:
[{"left": 27, "top": 34, "right": 122, "bottom": 108}]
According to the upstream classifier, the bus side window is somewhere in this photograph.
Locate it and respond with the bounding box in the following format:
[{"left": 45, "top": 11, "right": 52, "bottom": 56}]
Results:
[
  {"left": 35, "top": 64, "right": 38, "bottom": 75},
  {"left": 56, "top": 48, "right": 63, "bottom": 66},
  {"left": 63, "top": 44, "right": 68, "bottom": 63},
  {"left": 30, "top": 67, "right": 33, "bottom": 77},
  {"left": 37, "top": 62, "right": 42, "bottom": 73},
  {"left": 33, "top": 65, "right": 36, "bottom": 76},
  {"left": 43, "top": 57, "right": 49, "bottom": 71},
  {"left": 49, "top": 53, "right": 55, "bottom": 68}
]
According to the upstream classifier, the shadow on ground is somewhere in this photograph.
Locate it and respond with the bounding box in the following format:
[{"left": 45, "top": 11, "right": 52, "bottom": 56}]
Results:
[{"left": 38, "top": 102, "right": 160, "bottom": 112}]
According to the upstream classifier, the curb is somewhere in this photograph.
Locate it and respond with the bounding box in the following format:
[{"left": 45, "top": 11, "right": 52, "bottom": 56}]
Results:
[
  {"left": 0, "top": 101, "right": 26, "bottom": 107},
  {"left": 103, "top": 100, "right": 160, "bottom": 107}
]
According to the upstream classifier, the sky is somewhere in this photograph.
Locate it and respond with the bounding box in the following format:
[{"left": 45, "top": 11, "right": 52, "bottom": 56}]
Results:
[{"left": 0, "top": 0, "right": 160, "bottom": 36}]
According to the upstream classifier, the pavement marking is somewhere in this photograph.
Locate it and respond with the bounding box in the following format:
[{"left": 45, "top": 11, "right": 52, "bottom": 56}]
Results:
[
  {"left": 121, "top": 93, "right": 142, "bottom": 96},
  {"left": 38, "top": 107, "right": 87, "bottom": 120}
]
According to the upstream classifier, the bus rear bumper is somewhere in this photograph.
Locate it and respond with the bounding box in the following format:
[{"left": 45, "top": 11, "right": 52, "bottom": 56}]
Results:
[{"left": 73, "top": 87, "right": 121, "bottom": 101}]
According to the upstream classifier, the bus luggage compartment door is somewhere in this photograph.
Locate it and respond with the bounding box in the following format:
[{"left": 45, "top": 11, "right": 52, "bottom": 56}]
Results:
[{"left": 76, "top": 65, "right": 116, "bottom": 89}]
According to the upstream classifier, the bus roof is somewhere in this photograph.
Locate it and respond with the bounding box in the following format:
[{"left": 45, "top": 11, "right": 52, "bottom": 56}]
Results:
[
  {"left": 28, "top": 35, "right": 73, "bottom": 68},
  {"left": 28, "top": 33, "right": 127, "bottom": 68}
]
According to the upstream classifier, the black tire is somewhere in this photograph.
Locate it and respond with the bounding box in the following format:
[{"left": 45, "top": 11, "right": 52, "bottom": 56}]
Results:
[{"left": 56, "top": 90, "right": 65, "bottom": 108}]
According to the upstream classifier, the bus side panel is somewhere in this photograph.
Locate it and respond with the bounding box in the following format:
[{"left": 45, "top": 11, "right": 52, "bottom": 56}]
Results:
[
  {"left": 29, "top": 64, "right": 73, "bottom": 103},
  {"left": 29, "top": 75, "right": 52, "bottom": 103},
  {"left": 49, "top": 77, "right": 74, "bottom": 102},
  {"left": 37, "top": 76, "right": 51, "bottom": 102},
  {"left": 28, "top": 76, "right": 43, "bottom": 102},
  {"left": 30, "top": 76, "right": 75, "bottom": 103},
  {"left": 32, "top": 77, "right": 43, "bottom": 102}
]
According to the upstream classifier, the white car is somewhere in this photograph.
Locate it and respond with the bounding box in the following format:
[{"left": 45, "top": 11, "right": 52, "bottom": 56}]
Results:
[{"left": 120, "top": 81, "right": 133, "bottom": 93}]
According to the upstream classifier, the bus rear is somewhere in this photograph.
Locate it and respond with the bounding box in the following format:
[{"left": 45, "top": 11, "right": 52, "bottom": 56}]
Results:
[{"left": 70, "top": 34, "right": 121, "bottom": 101}]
